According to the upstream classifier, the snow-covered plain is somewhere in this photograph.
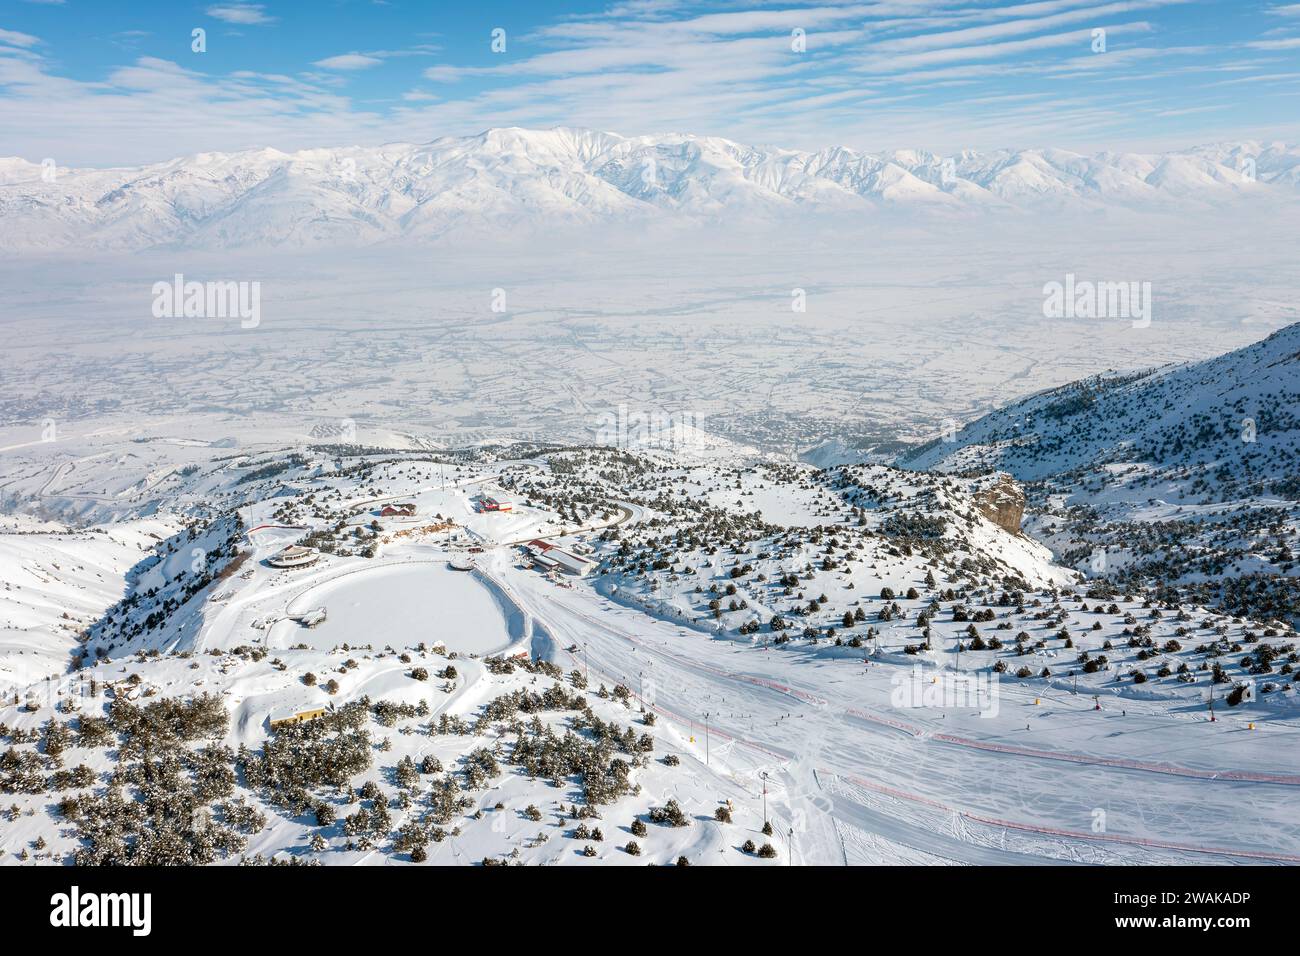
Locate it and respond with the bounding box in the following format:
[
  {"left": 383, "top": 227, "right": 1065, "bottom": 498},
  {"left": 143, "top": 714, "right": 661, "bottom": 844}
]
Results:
[{"left": 2, "top": 198, "right": 1297, "bottom": 472}]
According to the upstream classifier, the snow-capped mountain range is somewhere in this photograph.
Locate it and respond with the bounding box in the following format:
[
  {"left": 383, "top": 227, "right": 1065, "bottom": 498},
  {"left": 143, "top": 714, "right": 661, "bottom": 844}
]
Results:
[{"left": 2, "top": 127, "right": 1299, "bottom": 251}]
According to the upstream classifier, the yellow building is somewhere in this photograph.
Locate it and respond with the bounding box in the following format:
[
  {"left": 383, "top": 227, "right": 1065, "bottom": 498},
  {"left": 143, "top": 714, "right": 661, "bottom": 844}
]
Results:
[{"left": 269, "top": 703, "right": 329, "bottom": 729}]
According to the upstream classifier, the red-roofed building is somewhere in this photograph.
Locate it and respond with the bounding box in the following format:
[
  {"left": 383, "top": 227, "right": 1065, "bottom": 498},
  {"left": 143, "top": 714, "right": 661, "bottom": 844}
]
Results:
[{"left": 525, "top": 539, "right": 593, "bottom": 576}]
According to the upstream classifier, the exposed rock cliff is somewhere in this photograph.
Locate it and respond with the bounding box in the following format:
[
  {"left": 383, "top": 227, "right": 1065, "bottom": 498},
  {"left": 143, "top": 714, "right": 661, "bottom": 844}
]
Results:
[{"left": 973, "top": 474, "right": 1025, "bottom": 534}]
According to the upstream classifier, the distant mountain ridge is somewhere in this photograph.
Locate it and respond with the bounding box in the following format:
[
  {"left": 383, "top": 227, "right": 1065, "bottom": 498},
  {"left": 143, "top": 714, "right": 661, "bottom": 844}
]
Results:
[{"left": 2, "top": 127, "right": 1297, "bottom": 251}]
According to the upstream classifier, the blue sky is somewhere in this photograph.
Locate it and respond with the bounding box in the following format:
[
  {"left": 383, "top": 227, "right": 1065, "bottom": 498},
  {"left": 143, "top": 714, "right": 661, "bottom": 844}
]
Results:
[{"left": 2, "top": 0, "right": 1299, "bottom": 164}]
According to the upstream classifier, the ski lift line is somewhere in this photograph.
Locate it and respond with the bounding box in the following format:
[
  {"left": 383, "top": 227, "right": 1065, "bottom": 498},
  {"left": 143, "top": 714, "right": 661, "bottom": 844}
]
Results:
[
  {"left": 503, "top": 581, "right": 790, "bottom": 763},
  {"left": 552, "top": 630, "right": 787, "bottom": 762},
  {"left": 485, "top": 566, "right": 825, "bottom": 715},
  {"left": 500, "top": 571, "right": 781, "bottom": 792},
  {"left": 829, "top": 768, "right": 1300, "bottom": 865},
  {"left": 549, "top": 591, "right": 828, "bottom": 708}
]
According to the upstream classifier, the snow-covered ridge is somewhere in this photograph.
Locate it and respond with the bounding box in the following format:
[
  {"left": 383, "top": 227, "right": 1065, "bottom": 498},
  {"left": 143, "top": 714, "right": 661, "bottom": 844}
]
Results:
[
  {"left": 2, "top": 127, "right": 1297, "bottom": 251},
  {"left": 899, "top": 323, "right": 1300, "bottom": 621},
  {"left": 900, "top": 321, "right": 1300, "bottom": 482},
  {"left": 0, "top": 515, "right": 180, "bottom": 687}
]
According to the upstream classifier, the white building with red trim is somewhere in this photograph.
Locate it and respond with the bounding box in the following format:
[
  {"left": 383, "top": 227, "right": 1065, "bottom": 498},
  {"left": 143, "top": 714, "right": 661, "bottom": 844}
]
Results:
[{"left": 525, "top": 539, "right": 594, "bottom": 576}]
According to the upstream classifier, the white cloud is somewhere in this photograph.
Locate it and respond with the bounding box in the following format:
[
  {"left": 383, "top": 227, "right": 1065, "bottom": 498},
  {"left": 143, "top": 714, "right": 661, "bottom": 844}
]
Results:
[
  {"left": 206, "top": 4, "right": 275, "bottom": 25},
  {"left": 0, "top": 1, "right": 1296, "bottom": 165},
  {"left": 856, "top": 23, "right": 1155, "bottom": 73},
  {"left": 0, "top": 27, "right": 41, "bottom": 48},
  {"left": 1154, "top": 104, "right": 1227, "bottom": 116},
  {"left": 868, "top": 0, "right": 1185, "bottom": 53},
  {"left": 315, "top": 53, "right": 383, "bottom": 70},
  {"left": 1247, "top": 36, "right": 1300, "bottom": 49}
]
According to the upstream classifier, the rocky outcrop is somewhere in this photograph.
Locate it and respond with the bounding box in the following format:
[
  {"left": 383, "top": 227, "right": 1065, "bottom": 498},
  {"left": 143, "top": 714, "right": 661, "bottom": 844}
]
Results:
[{"left": 973, "top": 474, "right": 1025, "bottom": 535}]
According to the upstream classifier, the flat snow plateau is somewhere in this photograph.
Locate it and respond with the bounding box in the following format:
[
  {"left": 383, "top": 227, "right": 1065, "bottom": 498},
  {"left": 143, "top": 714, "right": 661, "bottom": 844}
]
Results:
[{"left": 270, "top": 562, "right": 520, "bottom": 655}]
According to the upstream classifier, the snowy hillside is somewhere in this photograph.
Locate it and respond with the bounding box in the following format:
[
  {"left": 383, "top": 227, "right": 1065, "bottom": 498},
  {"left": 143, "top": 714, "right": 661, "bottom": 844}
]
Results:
[
  {"left": 901, "top": 323, "right": 1300, "bottom": 623},
  {"left": 2, "top": 128, "right": 1298, "bottom": 251},
  {"left": 0, "top": 515, "right": 179, "bottom": 687},
  {"left": 2, "top": 438, "right": 1298, "bottom": 867}
]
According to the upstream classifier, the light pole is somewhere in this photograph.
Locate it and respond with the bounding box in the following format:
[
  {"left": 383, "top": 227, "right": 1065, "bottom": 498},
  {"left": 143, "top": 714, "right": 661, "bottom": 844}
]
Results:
[
  {"left": 760, "top": 771, "right": 769, "bottom": 827},
  {"left": 704, "top": 712, "right": 711, "bottom": 765},
  {"left": 583, "top": 642, "right": 589, "bottom": 683}
]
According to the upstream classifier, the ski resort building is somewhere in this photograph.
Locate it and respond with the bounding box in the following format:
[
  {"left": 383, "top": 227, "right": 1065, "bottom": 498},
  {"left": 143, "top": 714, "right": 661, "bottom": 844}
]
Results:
[
  {"left": 380, "top": 503, "right": 417, "bottom": 517},
  {"left": 526, "top": 539, "right": 594, "bottom": 576},
  {"left": 478, "top": 496, "right": 513, "bottom": 513},
  {"left": 267, "top": 545, "right": 321, "bottom": 569},
  {"left": 269, "top": 702, "right": 329, "bottom": 729}
]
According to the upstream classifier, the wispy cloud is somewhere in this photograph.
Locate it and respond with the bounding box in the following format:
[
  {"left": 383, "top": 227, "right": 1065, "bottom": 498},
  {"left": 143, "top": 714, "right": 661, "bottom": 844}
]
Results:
[
  {"left": 0, "top": 0, "right": 1296, "bottom": 165},
  {"left": 315, "top": 53, "right": 383, "bottom": 70},
  {"left": 0, "top": 27, "right": 41, "bottom": 48},
  {"left": 1247, "top": 36, "right": 1300, "bottom": 48},
  {"left": 865, "top": 0, "right": 1185, "bottom": 53},
  {"left": 205, "top": 4, "right": 275, "bottom": 26},
  {"left": 856, "top": 23, "right": 1156, "bottom": 73}
]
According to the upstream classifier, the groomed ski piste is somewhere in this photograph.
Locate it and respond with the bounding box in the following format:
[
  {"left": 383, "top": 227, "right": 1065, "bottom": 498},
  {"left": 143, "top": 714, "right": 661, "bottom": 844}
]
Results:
[
  {"left": 485, "top": 553, "right": 1300, "bottom": 866},
  {"left": 0, "top": 426, "right": 1297, "bottom": 867}
]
